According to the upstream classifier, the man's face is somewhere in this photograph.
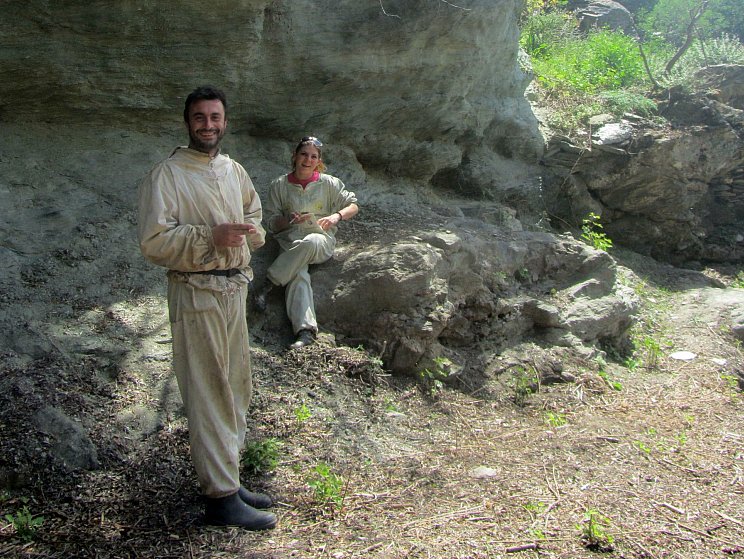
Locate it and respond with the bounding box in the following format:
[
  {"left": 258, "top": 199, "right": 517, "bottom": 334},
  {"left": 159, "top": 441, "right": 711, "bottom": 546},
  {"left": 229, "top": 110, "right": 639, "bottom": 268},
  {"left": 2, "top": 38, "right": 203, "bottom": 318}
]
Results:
[{"left": 186, "top": 99, "right": 227, "bottom": 155}]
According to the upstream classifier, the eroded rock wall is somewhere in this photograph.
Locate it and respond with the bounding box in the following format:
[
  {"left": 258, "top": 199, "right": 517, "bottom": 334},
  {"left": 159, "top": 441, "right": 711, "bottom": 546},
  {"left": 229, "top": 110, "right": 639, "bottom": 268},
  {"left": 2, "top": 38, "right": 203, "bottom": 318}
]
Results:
[{"left": 0, "top": 0, "right": 543, "bottom": 206}]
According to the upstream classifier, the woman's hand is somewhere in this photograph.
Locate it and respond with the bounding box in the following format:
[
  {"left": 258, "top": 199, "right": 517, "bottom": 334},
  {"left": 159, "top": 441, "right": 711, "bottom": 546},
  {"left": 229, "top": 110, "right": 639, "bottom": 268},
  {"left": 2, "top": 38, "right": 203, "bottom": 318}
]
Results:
[
  {"left": 318, "top": 212, "right": 342, "bottom": 231},
  {"left": 289, "top": 211, "right": 313, "bottom": 224}
]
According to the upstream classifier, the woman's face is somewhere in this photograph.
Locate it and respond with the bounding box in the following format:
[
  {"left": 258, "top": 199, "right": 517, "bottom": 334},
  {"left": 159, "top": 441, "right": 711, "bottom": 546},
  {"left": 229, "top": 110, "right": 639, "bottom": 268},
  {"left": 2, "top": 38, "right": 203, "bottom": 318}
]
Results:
[{"left": 293, "top": 144, "right": 322, "bottom": 178}]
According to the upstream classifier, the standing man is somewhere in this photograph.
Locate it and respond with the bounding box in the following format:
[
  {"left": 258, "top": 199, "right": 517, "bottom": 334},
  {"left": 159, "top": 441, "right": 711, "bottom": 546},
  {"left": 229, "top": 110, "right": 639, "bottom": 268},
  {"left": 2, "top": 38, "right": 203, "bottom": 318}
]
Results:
[{"left": 138, "top": 85, "right": 276, "bottom": 530}]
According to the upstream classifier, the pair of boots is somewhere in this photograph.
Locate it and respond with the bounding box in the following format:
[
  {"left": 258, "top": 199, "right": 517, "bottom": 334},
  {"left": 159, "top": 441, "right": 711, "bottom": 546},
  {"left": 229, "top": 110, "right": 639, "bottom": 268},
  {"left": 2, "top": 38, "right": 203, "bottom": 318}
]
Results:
[{"left": 204, "top": 487, "right": 277, "bottom": 531}]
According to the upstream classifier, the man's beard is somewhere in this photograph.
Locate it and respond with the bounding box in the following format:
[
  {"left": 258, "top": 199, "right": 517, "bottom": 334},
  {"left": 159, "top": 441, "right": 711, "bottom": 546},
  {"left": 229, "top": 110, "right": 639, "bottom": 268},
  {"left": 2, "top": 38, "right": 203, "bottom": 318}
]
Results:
[{"left": 189, "top": 128, "right": 225, "bottom": 153}]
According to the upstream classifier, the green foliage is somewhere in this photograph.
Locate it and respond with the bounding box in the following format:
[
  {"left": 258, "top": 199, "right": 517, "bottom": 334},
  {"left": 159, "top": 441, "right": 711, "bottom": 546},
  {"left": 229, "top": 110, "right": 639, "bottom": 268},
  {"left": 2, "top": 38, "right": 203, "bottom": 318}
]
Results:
[
  {"left": 578, "top": 508, "right": 615, "bottom": 550},
  {"left": 307, "top": 463, "right": 345, "bottom": 508},
  {"left": 241, "top": 437, "right": 282, "bottom": 476},
  {"left": 294, "top": 403, "right": 312, "bottom": 423},
  {"left": 520, "top": 10, "right": 578, "bottom": 56},
  {"left": 598, "top": 370, "right": 623, "bottom": 391},
  {"left": 523, "top": 500, "right": 548, "bottom": 515},
  {"left": 653, "top": 32, "right": 744, "bottom": 87},
  {"left": 383, "top": 398, "right": 400, "bottom": 412},
  {"left": 5, "top": 501, "right": 44, "bottom": 542},
  {"left": 581, "top": 213, "right": 613, "bottom": 252},
  {"left": 598, "top": 90, "right": 657, "bottom": 118},
  {"left": 511, "top": 366, "right": 538, "bottom": 406},
  {"left": 544, "top": 410, "right": 567, "bottom": 427},
  {"left": 418, "top": 357, "right": 451, "bottom": 399},
  {"left": 624, "top": 356, "right": 640, "bottom": 371},
  {"left": 521, "top": 0, "right": 744, "bottom": 138},
  {"left": 532, "top": 29, "right": 648, "bottom": 94},
  {"left": 640, "top": 335, "right": 663, "bottom": 369},
  {"left": 720, "top": 373, "right": 742, "bottom": 400},
  {"left": 732, "top": 271, "right": 744, "bottom": 288},
  {"left": 640, "top": 0, "right": 744, "bottom": 46},
  {"left": 633, "top": 439, "right": 652, "bottom": 454}
]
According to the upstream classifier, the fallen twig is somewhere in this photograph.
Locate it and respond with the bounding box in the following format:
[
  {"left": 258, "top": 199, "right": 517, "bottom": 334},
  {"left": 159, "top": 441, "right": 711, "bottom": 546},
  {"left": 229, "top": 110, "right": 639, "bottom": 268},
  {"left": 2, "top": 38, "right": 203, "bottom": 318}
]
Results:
[{"left": 506, "top": 543, "right": 539, "bottom": 553}]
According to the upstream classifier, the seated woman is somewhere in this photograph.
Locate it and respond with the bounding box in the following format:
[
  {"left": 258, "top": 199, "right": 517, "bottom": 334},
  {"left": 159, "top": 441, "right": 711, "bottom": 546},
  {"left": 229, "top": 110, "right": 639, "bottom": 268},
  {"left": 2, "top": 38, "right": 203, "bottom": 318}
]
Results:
[{"left": 256, "top": 136, "right": 358, "bottom": 349}]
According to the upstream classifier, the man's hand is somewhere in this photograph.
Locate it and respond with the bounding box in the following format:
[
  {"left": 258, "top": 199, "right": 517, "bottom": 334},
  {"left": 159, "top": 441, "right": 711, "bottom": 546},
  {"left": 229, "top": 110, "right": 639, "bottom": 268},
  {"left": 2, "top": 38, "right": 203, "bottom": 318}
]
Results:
[{"left": 212, "top": 223, "right": 257, "bottom": 248}]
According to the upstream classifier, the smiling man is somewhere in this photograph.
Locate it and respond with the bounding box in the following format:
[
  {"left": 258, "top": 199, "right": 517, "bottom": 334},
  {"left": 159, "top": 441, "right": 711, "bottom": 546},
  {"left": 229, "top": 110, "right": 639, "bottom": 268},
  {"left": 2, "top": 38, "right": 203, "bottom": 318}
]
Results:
[{"left": 138, "top": 85, "right": 276, "bottom": 531}]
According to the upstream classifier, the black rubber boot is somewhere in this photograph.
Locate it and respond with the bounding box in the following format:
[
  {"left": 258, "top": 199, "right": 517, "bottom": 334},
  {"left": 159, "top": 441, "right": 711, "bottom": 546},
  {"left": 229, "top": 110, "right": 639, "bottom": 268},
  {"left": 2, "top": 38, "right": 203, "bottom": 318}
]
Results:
[
  {"left": 238, "top": 486, "right": 273, "bottom": 509},
  {"left": 204, "top": 492, "right": 277, "bottom": 530}
]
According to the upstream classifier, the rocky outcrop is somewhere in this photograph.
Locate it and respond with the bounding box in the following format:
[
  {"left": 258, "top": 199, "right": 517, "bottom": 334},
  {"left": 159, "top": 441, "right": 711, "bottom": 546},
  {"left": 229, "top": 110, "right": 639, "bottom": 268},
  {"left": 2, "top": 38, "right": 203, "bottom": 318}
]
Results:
[
  {"left": 309, "top": 218, "right": 637, "bottom": 375},
  {"left": 566, "top": 0, "right": 635, "bottom": 34},
  {"left": 0, "top": 0, "right": 543, "bottom": 210},
  {"left": 541, "top": 65, "right": 744, "bottom": 265}
]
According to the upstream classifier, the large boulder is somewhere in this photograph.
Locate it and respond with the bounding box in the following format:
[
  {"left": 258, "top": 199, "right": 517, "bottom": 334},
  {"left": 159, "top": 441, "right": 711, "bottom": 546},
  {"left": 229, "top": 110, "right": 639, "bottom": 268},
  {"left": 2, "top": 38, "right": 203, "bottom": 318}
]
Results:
[
  {"left": 312, "top": 219, "right": 638, "bottom": 375},
  {"left": 566, "top": 0, "right": 635, "bottom": 34}
]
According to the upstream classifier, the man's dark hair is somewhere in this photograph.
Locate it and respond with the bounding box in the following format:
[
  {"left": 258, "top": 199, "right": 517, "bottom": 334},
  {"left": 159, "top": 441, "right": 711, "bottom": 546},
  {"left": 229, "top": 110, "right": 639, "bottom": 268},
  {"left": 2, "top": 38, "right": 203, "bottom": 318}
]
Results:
[{"left": 183, "top": 85, "right": 228, "bottom": 123}]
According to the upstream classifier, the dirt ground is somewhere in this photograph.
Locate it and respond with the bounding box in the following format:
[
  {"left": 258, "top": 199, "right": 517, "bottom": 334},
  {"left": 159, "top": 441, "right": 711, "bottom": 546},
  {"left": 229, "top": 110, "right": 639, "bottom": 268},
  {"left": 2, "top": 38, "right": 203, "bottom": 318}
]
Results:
[
  {"left": 0, "top": 124, "right": 742, "bottom": 558},
  {"left": 1, "top": 245, "right": 743, "bottom": 559}
]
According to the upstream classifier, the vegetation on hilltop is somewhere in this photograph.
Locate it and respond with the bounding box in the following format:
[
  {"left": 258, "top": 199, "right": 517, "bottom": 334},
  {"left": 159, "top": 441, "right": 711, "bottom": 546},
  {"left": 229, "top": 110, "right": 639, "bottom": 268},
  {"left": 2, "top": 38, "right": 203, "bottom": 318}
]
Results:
[{"left": 520, "top": 0, "right": 744, "bottom": 137}]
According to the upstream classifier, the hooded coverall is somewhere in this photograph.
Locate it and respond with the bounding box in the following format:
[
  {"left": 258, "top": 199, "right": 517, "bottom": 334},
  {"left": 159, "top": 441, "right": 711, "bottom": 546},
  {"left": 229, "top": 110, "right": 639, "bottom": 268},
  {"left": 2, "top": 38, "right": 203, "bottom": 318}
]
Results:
[
  {"left": 138, "top": 147, "right": 265, "bottom": 498},
  {"left": 263, "top": 173, "right": 357, "bottom": 334}
]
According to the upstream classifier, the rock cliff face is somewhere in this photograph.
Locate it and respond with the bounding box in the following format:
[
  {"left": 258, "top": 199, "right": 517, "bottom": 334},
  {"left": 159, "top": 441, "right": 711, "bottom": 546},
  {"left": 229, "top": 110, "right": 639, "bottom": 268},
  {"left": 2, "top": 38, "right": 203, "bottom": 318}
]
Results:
[
  {"left": 1, "top": 0, "right": 543, "bottom": 207},
  {"left": 541, "top": 65, "right": 744, "bottom": 265}
]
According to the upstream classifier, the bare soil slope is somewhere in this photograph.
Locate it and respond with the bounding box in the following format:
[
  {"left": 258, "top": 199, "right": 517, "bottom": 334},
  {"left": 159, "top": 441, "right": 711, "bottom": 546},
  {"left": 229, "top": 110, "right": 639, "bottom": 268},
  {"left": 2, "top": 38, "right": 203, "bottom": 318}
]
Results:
[{"left": 0, "top": 125, "right": 742, "bottom": 558}]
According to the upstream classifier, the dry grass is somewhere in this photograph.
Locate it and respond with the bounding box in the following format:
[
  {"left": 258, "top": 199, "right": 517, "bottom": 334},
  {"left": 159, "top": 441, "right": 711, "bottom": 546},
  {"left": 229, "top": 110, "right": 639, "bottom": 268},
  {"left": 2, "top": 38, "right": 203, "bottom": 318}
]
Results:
[{"left": 1, "top": 266, "right": 742, "bottom": 559}]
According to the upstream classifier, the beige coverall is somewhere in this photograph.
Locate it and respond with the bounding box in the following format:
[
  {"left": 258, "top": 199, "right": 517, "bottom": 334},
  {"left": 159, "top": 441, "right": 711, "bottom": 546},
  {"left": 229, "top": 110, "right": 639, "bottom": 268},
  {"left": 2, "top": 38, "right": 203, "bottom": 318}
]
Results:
[
  {"left": 264, "top": 173, "right": 357, "bottom": 334},
  {"left": 138, "top": 147, "right": 265, "bottom": 498}
]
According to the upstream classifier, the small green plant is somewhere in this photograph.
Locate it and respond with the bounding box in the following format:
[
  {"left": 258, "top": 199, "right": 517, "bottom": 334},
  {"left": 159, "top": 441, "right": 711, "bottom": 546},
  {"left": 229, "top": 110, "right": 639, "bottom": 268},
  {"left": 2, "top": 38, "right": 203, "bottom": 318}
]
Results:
[
  {"left": 641, "top": 335, "right": 663, "bottom": 369},
  {"left": 517, "top": 267, "right": 531, "bottom": 282},
  {"left": 675, "top": 430, "right": 688, "bottom": 448},
  {"left": 598, "top": 90, "right": 657, "bottom": 118},
  {"left": 5, "top": 500, "right": 44, "bottom": 542},
  {"left": 732, "top": 271, "right": 744, "bottom": 288},
  {"left": 581, "top": 212, "right": 613, "bottom": 252},
  {"left": 383, "top": 398, "right": 400, "bottom": 412},
  {"left": 578, "top": 508, "right": 615, "bottom": 551},
  {"left": 511, "top": 366, "right": 538, "bottom": 406},
  {"left": 598, "top": 370, "right": 623, "bottom": 391},
  {"left": 633, "top": 439, "right": 652, "bottom": 455},
  {"left": 523, "top": 501, "right": 548, "bottom": 516},
  {"left": 294, "top": 403, "right": 312, "bottom": 423},
  {"left": 544, "top": 410, "right": 567, "bottom": 427},
  {"left": 419, "top": 368, "right": 444, "bottom": 398},
  {"left": 720, "top": 373, "right": 742, "bottom": 400},
  {"left": 529, "top": 528, "right": 547, "bottom": 541},
  {"left": 307, "top": 462, "right": 345, "bottom": 509},
  {"left": 241, "top": 437, "right": 282, "bottom": 476},
  {"left": 418, "top": 356, "right": 452, "bottom": 399},
  {"left": 624, "top": 356, "right": 640, "bottom": 371}
]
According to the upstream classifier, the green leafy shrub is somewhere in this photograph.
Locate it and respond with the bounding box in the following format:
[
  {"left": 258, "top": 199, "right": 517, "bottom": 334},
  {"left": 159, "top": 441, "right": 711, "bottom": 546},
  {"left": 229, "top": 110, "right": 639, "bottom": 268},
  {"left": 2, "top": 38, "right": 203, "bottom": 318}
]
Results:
[
  {"left": 598, "top": 90, "right": 657, "bottom": 118},
  {"left": 578, "top": 508, "right": 615, "bottom": 551},
  {"left": 654, "top": 32, "right": 744, "bottom": 87},
  {"left": 520, "top": 10, "right": 579, "bottom": 56},
  {"left": 307, "top": 463, "right": 345, "bottom": 508},
  {"left": 533, "top": 30, "right": 648, "bottom": 94},
  {"left": 581, "top": 212, "right": 613, "bottom": 252},
  {"left": 5, "top": 502, "right": 44, "bottom": 542},
  {"left": 241, "top": 438, "right": 282, "bottom": 476}
]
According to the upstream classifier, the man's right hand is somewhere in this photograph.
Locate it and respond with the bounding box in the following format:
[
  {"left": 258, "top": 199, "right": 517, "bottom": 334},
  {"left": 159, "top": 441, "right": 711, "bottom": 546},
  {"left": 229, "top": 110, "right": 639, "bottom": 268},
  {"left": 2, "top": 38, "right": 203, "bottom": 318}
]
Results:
[{"left": 212, "top": 223, "right": 257, "bottom": 248}]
